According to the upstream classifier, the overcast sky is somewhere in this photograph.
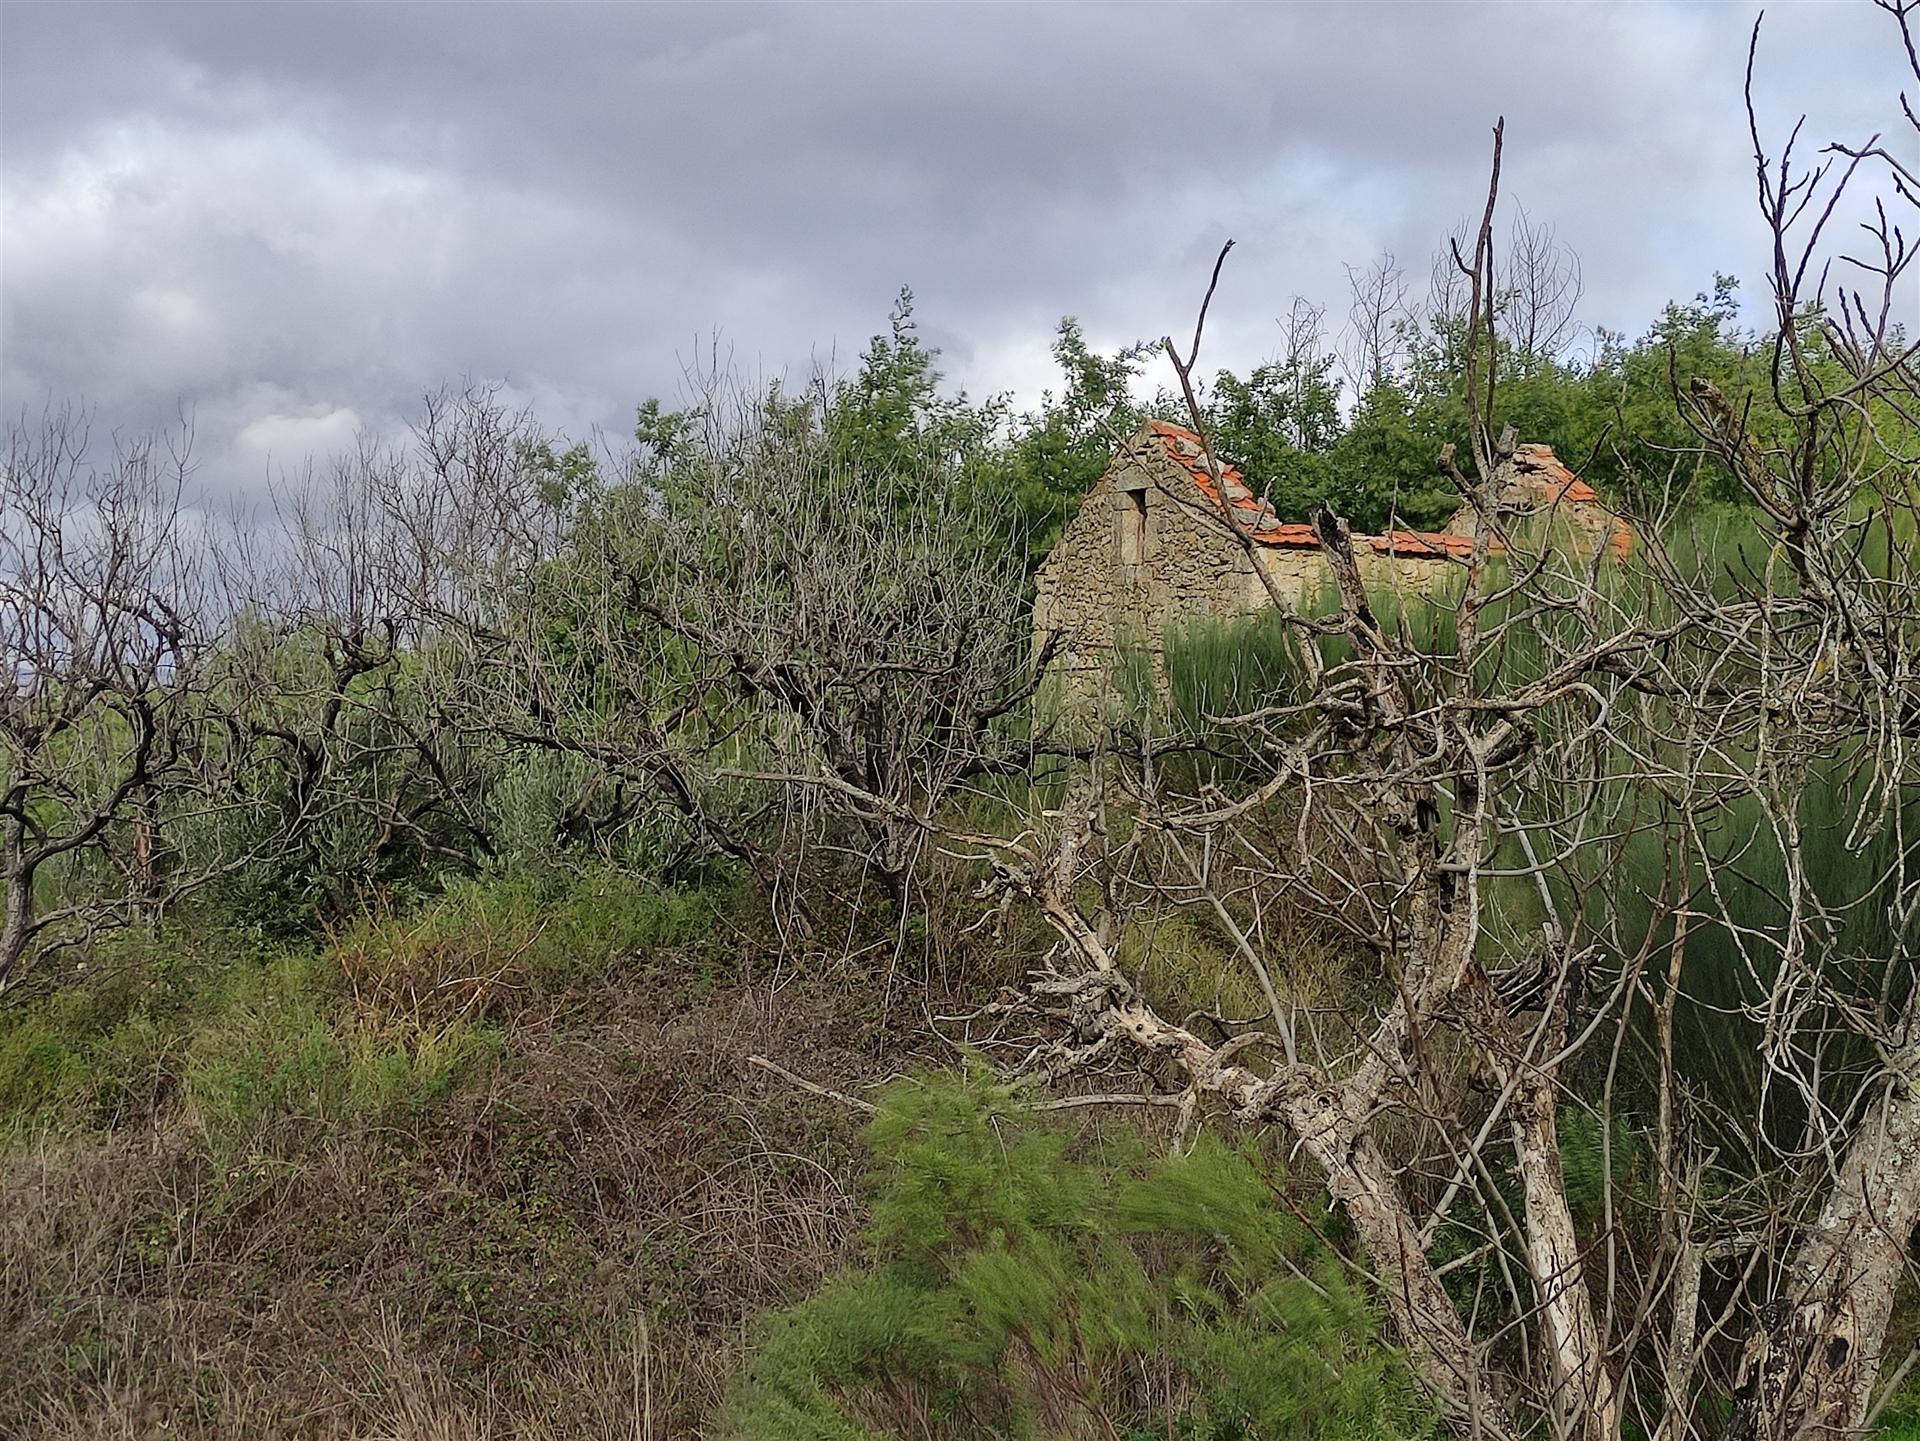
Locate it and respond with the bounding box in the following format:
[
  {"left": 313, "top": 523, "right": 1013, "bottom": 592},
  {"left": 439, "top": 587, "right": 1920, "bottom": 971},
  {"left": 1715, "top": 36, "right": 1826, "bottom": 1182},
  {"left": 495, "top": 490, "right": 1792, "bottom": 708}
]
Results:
[{"left": 1, "top": 1, "right": 1910, "bottom": 499}]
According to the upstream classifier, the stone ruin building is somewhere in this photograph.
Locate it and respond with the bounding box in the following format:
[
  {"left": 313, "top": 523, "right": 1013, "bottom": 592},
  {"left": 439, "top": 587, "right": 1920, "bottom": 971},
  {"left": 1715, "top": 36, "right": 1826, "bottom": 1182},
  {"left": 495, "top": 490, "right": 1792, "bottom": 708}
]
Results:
[{"left": 1033, "top": 419, "right": 1627, "bottom": 694}]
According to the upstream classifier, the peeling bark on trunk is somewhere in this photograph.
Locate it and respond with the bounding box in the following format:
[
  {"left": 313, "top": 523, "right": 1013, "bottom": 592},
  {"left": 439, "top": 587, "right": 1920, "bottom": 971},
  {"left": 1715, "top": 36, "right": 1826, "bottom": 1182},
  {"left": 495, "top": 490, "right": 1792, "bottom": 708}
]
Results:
[
  {"left": 1510, "top": 1062, "right": 1621, "bottom": 1441},
  {"left": 1284, "top": 1093, "right": 1524, "bottom": 1441},
  {"left": 1475, "top": 961, "right": 1622, "bottom": 1441},
  {"left": 0, "top": 816, "right": 31, "bottom": 989},
  {"left": 1657, "top": 1217, "right": 1704, "bottom": 1441},
  {"left": 129, "top": 779, "right": 164, "bottom": 929},
  {"left": 1730, "top": 1058, "right": 1920, "bottom": 1440},
  {"left": 0, "top": 881, "right": 29, "bottom": 989}
]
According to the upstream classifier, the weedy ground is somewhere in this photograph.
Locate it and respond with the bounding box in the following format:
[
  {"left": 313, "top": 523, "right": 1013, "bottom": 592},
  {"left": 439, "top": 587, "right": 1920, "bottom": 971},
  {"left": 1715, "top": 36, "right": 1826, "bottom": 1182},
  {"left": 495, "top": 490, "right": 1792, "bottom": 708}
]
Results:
[{"left": 0, "top": 868, "right": 992, "bottom": 1439}]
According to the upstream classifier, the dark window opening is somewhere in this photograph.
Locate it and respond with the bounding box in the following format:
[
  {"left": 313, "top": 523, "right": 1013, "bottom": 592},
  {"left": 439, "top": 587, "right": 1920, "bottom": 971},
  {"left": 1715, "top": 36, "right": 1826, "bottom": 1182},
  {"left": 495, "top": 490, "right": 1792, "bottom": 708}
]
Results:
[{"left": 1120, "top": 489, "right": 1148, "bottom": 566}]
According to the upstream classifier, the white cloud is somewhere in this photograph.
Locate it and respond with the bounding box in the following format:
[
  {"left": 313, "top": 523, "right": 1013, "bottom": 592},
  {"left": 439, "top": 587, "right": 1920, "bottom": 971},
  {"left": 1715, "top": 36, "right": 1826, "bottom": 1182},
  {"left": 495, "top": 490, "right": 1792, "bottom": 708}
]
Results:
[{"left": 235, "top": 404, "right": 362, "bottom": 467}]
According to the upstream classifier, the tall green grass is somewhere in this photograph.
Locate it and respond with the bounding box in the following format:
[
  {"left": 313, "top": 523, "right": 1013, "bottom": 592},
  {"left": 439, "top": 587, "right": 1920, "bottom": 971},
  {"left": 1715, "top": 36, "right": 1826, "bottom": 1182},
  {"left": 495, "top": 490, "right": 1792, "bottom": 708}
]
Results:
[
  {"left": 1087, "top": 508, "right": 1916, "bottom": 1164},
  {"left": 180, "top": 950, "right": 501, "bottom": 1146},
  {"left": 1574, "top": 759, "right": 1920, "bottom": 1160}
]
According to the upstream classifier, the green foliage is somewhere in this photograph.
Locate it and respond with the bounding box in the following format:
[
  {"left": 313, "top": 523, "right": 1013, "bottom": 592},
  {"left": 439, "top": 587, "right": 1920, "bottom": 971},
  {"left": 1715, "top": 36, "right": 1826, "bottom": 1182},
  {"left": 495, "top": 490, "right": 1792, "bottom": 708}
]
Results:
[
  {"left": 999, "top": 319, "right": 1157, "bottom": 563},
  {"left": 484, "top": 750, "right": 695, "bottom": 880},
  {"left": 1317, "top": 378, "right": 1463, "bottom": 532},
  {"left": 637, "top": 287, "right": 1012, "bottom": 555},
  {"left": 633, "top": 395, "right": 705, "bottom": 480},
  {"left": 1877, "top": 1369, "right": 1920, "bottom": 1440},
  {"left": 1204, "top": 322, "right": 1344, "bottom": 525},
  {"left": 0, "top": 869, "right": 729, "bottom": 1148},
  {"left": 329, "top": 867, "right": 727, "bottom": 997},
  {"left": 724, "top": 1077, "right": 1435, "bottom": 1441},
  {"left": 624, "top": 271, "right": 1781, "bottom": 588},
  {"left": 829, "top": 287, "right": 1003, "bottom": 492},
  {"left": 180, "top": 950, "right": 500, "bottom": 1146},
  {"left": 1581, "top": 276, "right": 1758, "bottom": 506},
  {"left": 1158, "top": 611, "right": 1316, "bottom": 772},
  {"left": 0, "top": 929, "right": 216, "bottom": 1139},
  {"left": 1556, "top": 1108, "right": 1646, "bottom": 1229},
  {"left": 1590, "top": 757, "right": 1920, "bottom": 1161},
  {"left": 1201, "top": 274, "right": 1769, "bottom": 532},
  {"left": 0, "top": 1007, "right": 91, "bottom": 1131}
]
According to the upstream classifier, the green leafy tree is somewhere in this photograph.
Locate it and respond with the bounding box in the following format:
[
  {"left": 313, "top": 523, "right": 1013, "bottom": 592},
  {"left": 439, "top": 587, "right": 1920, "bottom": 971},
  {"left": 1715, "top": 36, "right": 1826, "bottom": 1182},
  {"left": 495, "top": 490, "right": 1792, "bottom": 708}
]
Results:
[
  {"left": 1321, "top": 378, "right": 1461, "bottom": 532},
  {"left": 827, "top": 287, "right": 1004, "bottom": 511},
  {"left": 999, "top": 318, "right": 1156, "bottom": 562},
  {"left": 1200, "top": 300, "right": 1348, "bottom": 524},
  {"left": 1579, "top": 275, "right": 1758, "bottom": 506}
]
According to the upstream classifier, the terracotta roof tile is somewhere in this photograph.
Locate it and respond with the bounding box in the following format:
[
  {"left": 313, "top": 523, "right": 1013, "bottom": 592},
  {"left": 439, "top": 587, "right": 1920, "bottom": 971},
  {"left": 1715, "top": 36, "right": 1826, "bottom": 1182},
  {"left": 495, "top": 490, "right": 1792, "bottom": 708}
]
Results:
[
  {"left": 1256, "top": 523, "right": 1323, "bottom": 548},
  {"left": 1368, "top": 529, "right": 1501, "bottom": 559},
  {"left": 1143, "top": 420, "right": 1262, "bottom": 523},
  {"left": 1146, "top": 426, "right": 1604, "bottom": 521},
  {"left": 1145, "top": 422, "right": 1468, "bottom": 558},
  {"left": 1137, "top": 422, "right": 1547, "bottom": 561},
  {"left": 1511, "top": 443, "right": 1599, "bottom": 503}
]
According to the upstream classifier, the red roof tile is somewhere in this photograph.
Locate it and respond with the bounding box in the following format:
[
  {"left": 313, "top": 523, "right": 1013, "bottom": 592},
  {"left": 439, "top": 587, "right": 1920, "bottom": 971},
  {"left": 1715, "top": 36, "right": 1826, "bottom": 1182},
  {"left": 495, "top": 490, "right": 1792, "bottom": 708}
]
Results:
[
  {"left": 1511, "top": 444, "right": 1598, "bottom": 503},
  {"left": 1144, "top": 420, "right": 1307, "bottom": 539},
  {"left": 1369, "top": 529, "right": 1490, "bottom": 558},
  {"left": 1145, "top": 426, "right": 1602, "bottom": 522},
  {"left": 1142, "top": 421, "right": 1489, "bottom": 558}
]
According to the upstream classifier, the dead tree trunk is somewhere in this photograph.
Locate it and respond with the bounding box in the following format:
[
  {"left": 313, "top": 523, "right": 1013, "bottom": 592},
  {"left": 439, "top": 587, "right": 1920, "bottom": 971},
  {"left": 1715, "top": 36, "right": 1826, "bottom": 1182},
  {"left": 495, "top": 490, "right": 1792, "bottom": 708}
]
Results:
[
  {"left": 0, "top": 813, "right": 31, "bottom": 987},
  {"left": 1505, "top": 1015, "right": 1621, "bottom": 1441},
  {"left": 1729, "top": 1053, "right": 1920, "bottom": 1440}
]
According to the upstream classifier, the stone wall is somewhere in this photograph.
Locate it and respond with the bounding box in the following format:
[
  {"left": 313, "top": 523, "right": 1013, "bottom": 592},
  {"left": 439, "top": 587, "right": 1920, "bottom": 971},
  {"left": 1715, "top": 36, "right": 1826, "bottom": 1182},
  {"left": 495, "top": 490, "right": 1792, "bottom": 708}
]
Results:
[
  {"left": 1034, "top": 425, "right": 1448, "bottom": 697},
  {"left": 1033, "top": 423, "right": 1627, "bottom": 703}
]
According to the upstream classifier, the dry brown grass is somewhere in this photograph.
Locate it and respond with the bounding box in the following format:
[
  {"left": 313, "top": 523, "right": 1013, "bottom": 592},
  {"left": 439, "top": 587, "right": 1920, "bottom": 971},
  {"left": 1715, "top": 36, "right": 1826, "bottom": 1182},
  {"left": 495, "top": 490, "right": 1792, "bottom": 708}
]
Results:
[{"left": 0, "top": 969, "right": 908, "bottom": 1440}]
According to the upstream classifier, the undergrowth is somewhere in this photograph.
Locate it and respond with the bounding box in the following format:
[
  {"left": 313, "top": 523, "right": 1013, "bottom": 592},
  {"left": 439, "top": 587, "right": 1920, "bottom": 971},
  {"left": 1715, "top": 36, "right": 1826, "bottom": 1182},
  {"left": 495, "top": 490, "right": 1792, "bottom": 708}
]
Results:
[
  {"left": 0, "top": 861, "right": 863, "bottom": 1438},
  {"left": 0, "top": 867, "right": 732, "bottom": 1149},
  {"left": 723, "top": 1076, "right": 1436, "bottom": 1441}
]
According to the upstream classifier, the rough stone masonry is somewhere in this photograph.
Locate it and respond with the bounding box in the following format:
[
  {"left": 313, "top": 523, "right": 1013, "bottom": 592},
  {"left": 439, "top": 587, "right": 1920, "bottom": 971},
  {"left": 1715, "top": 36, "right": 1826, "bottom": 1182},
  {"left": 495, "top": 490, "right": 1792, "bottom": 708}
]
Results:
[{"left": 1033, "top": 420, "right": 1627, "bottom": 697}]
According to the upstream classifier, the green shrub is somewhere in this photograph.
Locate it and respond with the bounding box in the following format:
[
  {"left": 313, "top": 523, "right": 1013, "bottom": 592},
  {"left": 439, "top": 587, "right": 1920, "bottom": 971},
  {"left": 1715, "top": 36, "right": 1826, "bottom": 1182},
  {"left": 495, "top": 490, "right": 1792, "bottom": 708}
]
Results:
[
  {"left": 1876, "top": 1359, "right": 1920, "bottom": 1441},
  {"left": 328, "top": 868, "right": 728, "bottom": 1016},
  {"left": 0, "top": 1009, "right": 90, "bottom": 1132},
  {"left": 1557, "top": 1107, "right": 1647, "bottom": 1228},
  {"left": 179, "top": 949, "right": 502, "bottom": 1146},
  {"left": 724, "top": 1077, "right": 1435, "bottom": 1441},
  {"left": 0, "top": 928, "right": 214, "bottom": 1137},
  {"left": 0, "top": 869, "right": 732, "bottom": 1149}
]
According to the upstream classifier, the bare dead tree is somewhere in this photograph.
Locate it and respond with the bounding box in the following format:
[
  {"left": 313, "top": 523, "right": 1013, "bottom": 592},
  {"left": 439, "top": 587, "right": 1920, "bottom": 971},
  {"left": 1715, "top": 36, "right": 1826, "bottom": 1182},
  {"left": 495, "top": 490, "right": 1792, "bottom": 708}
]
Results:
[
  {"left": 1045, "top": 120, "right": 1620, "bottom": 1437},
  {"left": 752, "top": 17, "right": 1915, "bottom": 1423},
  {"left": 212, "top": 418, "right": 502, "bottom": 912},
  {"left": 0, "top": 409, "right": 214, "bottom": 987},
  {"left": 939, "top": 11, "right": 1916, "bottom": 1434},
  {"left": 851, "top": 118, "right": 1630, "bottom": 1437},
  {"left": 1424, "top": 219, "right": 1478, "bottom": 371},
  {"left": 1677, "top": 8, "right": 1920, "bottom": 1435},
  {"left": 1504, "top": 206, "right": 1585, "bottom": 365},
  {"left": 1274, "top": 296, "right": 1336, "bottom": 448},
  {"left": 1343, "top": 250, "right": 1410, "bottom": 395}
]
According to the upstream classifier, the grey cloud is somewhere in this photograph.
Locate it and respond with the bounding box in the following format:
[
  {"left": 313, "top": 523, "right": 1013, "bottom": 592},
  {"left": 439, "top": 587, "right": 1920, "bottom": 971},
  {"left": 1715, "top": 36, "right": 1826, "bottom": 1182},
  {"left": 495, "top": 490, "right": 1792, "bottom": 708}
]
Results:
[{"left": 2, "top": 1, "right": 1909, "bottom": 500}]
